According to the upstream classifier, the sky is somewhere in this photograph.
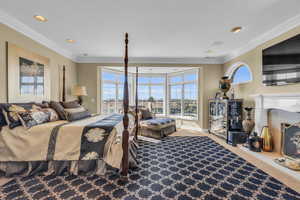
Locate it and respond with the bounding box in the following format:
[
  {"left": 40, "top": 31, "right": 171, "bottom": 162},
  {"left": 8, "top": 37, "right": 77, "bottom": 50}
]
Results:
[{"left": 232, "top": 66, "right": 251, "bottom": 84}]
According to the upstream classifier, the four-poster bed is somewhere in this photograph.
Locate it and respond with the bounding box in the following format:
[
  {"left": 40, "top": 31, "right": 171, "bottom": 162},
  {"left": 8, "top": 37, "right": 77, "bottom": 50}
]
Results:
[
  {"left": 60, "top": 33, "right": 137, "bottom": 176},
  {"left": 121, "top": 32, "right": 130, "bottom": 176},
  {"left": 0, "top": 33, "right": 138, "bottom": 177}
]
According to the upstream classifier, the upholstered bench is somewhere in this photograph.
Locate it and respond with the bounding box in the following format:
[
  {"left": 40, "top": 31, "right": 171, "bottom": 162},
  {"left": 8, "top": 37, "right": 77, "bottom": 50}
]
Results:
[{"left": 139, "top": 118, "right": 176, "bottom": 139}]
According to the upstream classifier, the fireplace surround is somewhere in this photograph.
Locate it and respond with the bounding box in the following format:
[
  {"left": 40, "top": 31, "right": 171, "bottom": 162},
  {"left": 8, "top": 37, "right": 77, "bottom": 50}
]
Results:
[
  {"left": 252, "top": 93, "right": 300, "bottom": 153},
  {"left": 252, "top": 93, "right": 300, "bottom": 133}
]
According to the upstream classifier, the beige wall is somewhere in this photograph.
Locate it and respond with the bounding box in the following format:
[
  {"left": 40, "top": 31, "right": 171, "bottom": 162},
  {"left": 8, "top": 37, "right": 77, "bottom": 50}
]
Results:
[
  {"left": 0, "top": 23, "right": 77, "bottom": 102},
  {"left": 223, "top": 25, "right": 300, "bottom": 108},
  {"left": 77, "top": 63, "right": 223, "bottom": 129}
]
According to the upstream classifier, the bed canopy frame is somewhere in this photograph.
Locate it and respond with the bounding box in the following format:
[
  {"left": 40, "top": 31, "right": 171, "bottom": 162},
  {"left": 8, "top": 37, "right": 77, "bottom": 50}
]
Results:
[{"left": 61, "top": 33, "right": 138, "bottom": 176}]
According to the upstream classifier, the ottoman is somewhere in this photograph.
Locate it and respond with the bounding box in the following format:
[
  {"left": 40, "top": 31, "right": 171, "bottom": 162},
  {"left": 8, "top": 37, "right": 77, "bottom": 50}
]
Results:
[{"left": 139, "top": 118, "right": 176, "bottom": 139}]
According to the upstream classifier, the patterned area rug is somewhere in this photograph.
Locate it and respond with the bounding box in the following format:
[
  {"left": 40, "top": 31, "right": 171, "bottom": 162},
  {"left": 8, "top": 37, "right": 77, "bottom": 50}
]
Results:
[{"left": 1, "top": 136, "right": 300, "bottom": 200}]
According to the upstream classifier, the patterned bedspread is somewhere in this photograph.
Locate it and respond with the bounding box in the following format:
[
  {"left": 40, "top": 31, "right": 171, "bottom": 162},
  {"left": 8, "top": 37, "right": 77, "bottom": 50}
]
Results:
[{"left": 0, "top": 114, "right": 135, "bottom": 169}]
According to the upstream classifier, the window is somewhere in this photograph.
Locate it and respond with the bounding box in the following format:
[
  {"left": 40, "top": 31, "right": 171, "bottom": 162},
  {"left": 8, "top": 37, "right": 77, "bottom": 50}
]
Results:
[
  {"left": 227, "top": 63, "right": 252, "bottom": 84},
  {"left": 100, "top": 67, "right": 199, "bottom": 120},
  {"left": 101, "top": 70, "right": 131, "bottom": 114},
  {"left": 138, "top": 75, "right": 165, "bottom": 114},
  {"left": 168, "top": 70, "right": 198, "bottom": 119},
  {"left": 19, "top": 57, "right": 44, "bottom": 95}
]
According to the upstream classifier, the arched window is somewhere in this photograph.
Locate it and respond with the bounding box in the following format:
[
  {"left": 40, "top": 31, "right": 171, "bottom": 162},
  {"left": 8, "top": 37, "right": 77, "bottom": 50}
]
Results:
[{"left": 226, "top": 62, "right": 252, "bottom": 84}]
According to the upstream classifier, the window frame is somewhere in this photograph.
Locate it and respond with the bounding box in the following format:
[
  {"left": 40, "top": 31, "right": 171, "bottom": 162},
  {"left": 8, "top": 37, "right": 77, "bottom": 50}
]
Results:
[
  {"left": 225, "top": 62, "right": 252, "bottom": 85},
  {"left": 167, "top": 69, "right": 199, "bottom": 120},
  {"left": 136, "top": 73, "right": 166, "bottom": 115},
  {"left": 99, "top": 67, "right": 199, "bottom": 121},
  {"left": 101, "top": 68, "right": 132, "bottom": 114}
]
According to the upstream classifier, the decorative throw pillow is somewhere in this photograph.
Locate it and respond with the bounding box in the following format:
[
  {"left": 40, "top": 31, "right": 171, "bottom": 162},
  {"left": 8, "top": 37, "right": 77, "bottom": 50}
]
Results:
[
  {"left": 50, "top": 101, "right": 66, "bottom": 120},
  {"left": 30, "top": 105, "right": 59, "bottom": 122},
  {"left": 31, "top": 105, "right": 42, "bottom": 111},
  {"left": 65, "top": 110, "right": 91, "bottom": 122},
  {"left": 43, "top": 108, "right": 59, "bottom": 122},
  {"left": 140, "top": 108, "right": 153, "bottom": 120},
  {"left": 2, "top": 104, "right": 27, "bottom": 129},
  {"left": 64, "top": 106, "right": 86, "bottom": 114},
  {"left": 34, "top": 102, "right": 50, "bottom": 109},
  {"left": 62, "top": 100, "right": 80, "bottom": 109},
  {"left": 64, "top": 106, "right": 91, "bottom": 121},
  {"left": 18, "top": 110, "right": 51, "bottom": 129}
]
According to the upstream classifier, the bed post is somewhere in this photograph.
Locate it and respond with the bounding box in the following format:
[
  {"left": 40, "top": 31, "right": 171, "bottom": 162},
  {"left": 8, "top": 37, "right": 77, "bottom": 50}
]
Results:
[
  {"left": 135, "top": 67, "right": 139, "bottom": 140},
  {"left": 121, "top": 33, "right": 129, "bottom": 176},
  {"left": 62, "top": 65, "right": 66, "bottom": 102}
]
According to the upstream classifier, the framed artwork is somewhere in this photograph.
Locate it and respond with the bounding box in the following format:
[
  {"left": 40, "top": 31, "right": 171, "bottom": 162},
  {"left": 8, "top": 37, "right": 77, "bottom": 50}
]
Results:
[{"left": 6, "top": 42, "right": 50, "bottom": 103}]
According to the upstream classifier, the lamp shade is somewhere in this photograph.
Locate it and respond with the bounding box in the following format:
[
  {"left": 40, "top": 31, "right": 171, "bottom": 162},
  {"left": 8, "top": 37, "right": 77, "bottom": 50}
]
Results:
[{"left": 73, "top": 86, "right": 87, "bottom": 96}]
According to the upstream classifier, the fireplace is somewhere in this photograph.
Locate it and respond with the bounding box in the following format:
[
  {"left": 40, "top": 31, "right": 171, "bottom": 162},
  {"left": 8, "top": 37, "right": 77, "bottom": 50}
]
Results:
[
  {"left": 252, "top": 93, "right": 300, "bottom": 153},
  {"left": 282, "top": 123, "right": 300, "bottom": 159},
  {"left": 251, "top": 94, "right": 300, "bottom": 171}
]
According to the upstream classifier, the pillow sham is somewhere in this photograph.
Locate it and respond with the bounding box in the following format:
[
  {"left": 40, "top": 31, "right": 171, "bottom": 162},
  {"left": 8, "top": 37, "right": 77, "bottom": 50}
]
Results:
[
  {"left": 64, "top": 106, "right": 86, "bottom": 114},
  {"left": 64, "top": 106, "right": 91, "bottom": 121},
  {"left": 62, "top": 100, "right": 80, "bottom": 109},
  {"left": 65, "top": 110, "right": 91, "bottom": 122},
  {"left": 50, "top": 101, "right": 66, "bottom": 120},
  {"left": 18, "top": 110, "right": 51, "bottom": 129},
  {"left": 34, "top": 102, "right": 50, "bottom": 109}
]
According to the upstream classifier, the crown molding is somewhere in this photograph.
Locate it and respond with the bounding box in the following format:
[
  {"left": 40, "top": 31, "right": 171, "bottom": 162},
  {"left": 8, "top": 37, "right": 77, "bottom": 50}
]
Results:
[
  {"left": 224, "top": 13, "right": 300, "bottom": 63},
  {"left": 0, "top": 9, "right": 75, "bottom": 61},
  {"left": 75, "top": 56, "right": 225, "bottom": 64}
]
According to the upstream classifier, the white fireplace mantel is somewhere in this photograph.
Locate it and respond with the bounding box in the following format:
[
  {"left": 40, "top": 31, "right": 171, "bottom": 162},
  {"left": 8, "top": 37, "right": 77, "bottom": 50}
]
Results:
[{"left": 251, "top": 93, "right": 300, "bottom": 133}]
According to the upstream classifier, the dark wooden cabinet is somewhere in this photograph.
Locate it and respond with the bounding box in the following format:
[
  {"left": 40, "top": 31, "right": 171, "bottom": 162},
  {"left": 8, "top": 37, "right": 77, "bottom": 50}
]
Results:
[{"left": 209, "top": 99, "right": 243, "bottom": 140}]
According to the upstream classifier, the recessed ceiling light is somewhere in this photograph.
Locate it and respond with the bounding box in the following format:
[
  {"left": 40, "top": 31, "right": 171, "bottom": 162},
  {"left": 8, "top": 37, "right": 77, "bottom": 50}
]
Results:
[
  {"left": 33, "top": 15, "right": 48, "bottom": 22},
  {"left": 231, "top": 26, "right": 242, "bottom": 33},
  {"left": 66, "top": 39, "right": 75, "bottom": 43}
]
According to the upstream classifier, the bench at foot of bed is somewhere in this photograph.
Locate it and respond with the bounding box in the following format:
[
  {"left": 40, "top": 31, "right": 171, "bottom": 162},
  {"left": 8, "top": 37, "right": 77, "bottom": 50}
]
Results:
[{"left": 139, "top": 118, "right": 176, "bottom": 139}]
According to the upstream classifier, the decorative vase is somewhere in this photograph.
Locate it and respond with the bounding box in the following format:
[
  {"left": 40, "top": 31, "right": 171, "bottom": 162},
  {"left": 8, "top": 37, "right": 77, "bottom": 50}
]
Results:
[
  {"left": 242, "top": 107, "right": 255, "bottom": 135},
  {"left": 261, "top": 126, "right": 273, "bottom": 152},
  {"left": 219, "top": 76, "right": 231, "bottom": 99},
  {"left": 249, "top": 132, "right": 262, "bottom": 152}
]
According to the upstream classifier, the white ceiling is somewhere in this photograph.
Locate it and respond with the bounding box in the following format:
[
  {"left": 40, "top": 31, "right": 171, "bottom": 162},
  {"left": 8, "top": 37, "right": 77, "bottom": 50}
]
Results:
[{"left": 1, "top": 0, "right": 300, "bottom": 64}]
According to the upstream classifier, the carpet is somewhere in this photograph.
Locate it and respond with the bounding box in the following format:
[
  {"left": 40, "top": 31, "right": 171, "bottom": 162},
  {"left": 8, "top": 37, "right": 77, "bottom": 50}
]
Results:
[{"left": 1, "top": 136, "right": 300, "bottom": 200}]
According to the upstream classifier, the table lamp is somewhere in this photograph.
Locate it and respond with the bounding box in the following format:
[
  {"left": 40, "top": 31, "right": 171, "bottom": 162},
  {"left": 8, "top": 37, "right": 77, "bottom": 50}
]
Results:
[{"left": 73, "top": 86, "right": 87, "bottom": 105}]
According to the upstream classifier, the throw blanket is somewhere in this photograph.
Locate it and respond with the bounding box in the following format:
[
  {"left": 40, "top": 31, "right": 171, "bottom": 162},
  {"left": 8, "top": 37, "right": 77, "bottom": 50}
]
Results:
[{"left": 0, "top": 114, "right": 135, "bottom": 169}]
